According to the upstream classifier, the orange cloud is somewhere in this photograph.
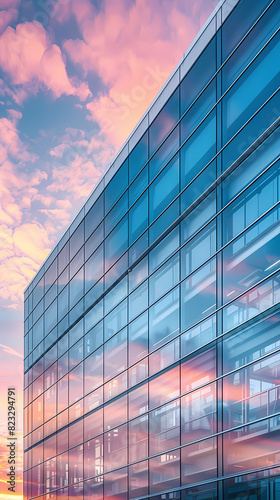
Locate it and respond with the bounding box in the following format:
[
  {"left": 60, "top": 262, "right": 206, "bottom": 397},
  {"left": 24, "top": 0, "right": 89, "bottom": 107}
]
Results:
[{"left": 0, "top": 21, "right": 91, "bottom": 100}]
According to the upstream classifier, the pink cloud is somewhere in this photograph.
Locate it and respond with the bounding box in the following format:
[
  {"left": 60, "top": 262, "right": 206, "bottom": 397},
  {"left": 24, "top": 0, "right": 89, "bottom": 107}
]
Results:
[
  {"left": 0, "top": 21, "right": 91, "bottom": 100},
  {"left": 63, "top": 0, "right": 218, "bottom": 148},
  {"left": 0, "top": 8, "right": 17, "bottom": 35}
]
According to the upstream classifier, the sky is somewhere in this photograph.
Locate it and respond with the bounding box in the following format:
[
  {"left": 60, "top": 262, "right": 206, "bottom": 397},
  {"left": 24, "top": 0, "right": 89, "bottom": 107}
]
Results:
[{"left": 0, "top": 0, "right": 219, "bottom": 498}]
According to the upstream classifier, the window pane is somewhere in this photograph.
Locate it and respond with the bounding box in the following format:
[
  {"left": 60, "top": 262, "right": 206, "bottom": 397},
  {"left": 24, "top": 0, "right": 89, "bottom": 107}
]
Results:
[
  {"left": 129, "top": 165, "right": 148, "bottom": 206},
  {"left": 104, "top": 328, "right": 127, "bottom": 381},
  {"left": 149, "top": 254, "right": 179, "bottom": 304},
  {"left": 104, "top": 424, "right": 127, "bottom": 472},
  {"left": 129, "top": 131, "right": 148, "bottom": 183},
  {"left": 181, "top": 382, "right": 216, "bottom": 444},
  {"left": 128, "top": 312, "right": 148, "bottom": 366},
  {"left": 149, "top": 399, "right": 180, "bottom": 454},
  {"left": 129, "top": 191, "right": 148, "bottom": 244},
  {"left": 149, "top": 226, "right": 179, "bottom": 273},
  {"left": 85, "top": 193, "right": 104, "bottom": 240},
  {"left": 129, "top": 461, "right": 148, "bottom": 499},
  {"left": 149, "top": 127, "right": 179, "bottom": 182},
  {"left": 181, "top": 348, "right": 216, "bottom": 393},
  {"left": 84, "top": 347, "right": 103, "bottom": 394},
  {"left": 105, "top": 216, "right": 128, "bottom": 271},
  {"left": 129, "top": 384, "right": 148, "bottom": 419},
  {"left": 104, "top": 300, "right": 127, "bottom": 341},
  {"left": 149, "top": 451, "right": 180, "bottom": 494},
  {"left": 180, "top": 37, "right": 216, "bottom": 116},
  {"left": 149, "top": 88, "right": 179, "bottom": 156},
  {"left": 105, "top": 191, "right": 128, "bottom": 235},
  {"left": 104, "top": 394, "right": 127, "bottom": 430},
  {"left": 181, "top": 315, "right": 216, "bottom": 358},
  {"left": 129, "top": 280, "right": 148, "bottom": 321},
  {"left": 181, "top": 80, "right": 216, "bottom": 144},
  {"left": 149, "top": 287, "right": 179, "bottom": 350},
  {"left": 129, "top": 415, "right": 148, "bottom": 462},
  {"left": 105, "top": 160, "right": 128, "bottom": 212},
  {"left": 70, "top": 221, "right": 84, "bottom": 260},
  {"left": 84, "top": 436, "right": 103, "bottom": 479},
  {"left": 181, "top": 437, "right": 217, "bottom": 485},
  {"left": 181, "top": 258, "right": 216, "bottom": 331},
  {"left": 149, "top": 339, "right": 179, "bottom": 376},
  {"left": 181, "top": 220, "right": 216, "bottom": 279},
  {"left": 149, "top": 365, "right": 180, "bottom": 409},
  {"left": 150, "top": 154, "right": 179, "bottom": 223},
  {"left": 181, "top": 110, "right": 216, "bottom": 190}
]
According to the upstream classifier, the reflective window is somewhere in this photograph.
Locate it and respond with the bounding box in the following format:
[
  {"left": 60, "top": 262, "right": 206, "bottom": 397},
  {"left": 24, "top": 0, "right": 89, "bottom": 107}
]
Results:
[
  {"left": 69, "top": 269, "right": 84, "bottom": 309},
  {"left": 129, "top": 280, "right": 148, "bottom": 321},
  {"left": 181, "top": 37, "right": 216, "bottom": 116},
  {"left": 105, "top": 159, "right": 128, "bottom": 212},
  {"left": 181, "top": 382, "right": 216, "bottom": 444},
  {"left": 129, "top": 131, "right": 148, "bottom": 183},
  {"left": 128, "top": 312, "right": 148, "bottom": 366},
  {"left": 149, "top": 198, "right": 180, "bottom": 245},
  {"left": 149, "top": 365, "right": 180, "bottom": 409},
  {"left": 181, "top": 258, "right": 216, "bottom": 331},
  {"left": 149, "top": 127, "right": 179, "bottom": 182},
  {"left": 149, "top": 451, "right": 180, "bottom": 494},
  {"left": 70, "top": 221, "right": 84, "bottom": 260},
  {"left": 129, "top": 191, "right": 148, "bottom": 244},
  {"left": 105, "top": 216, "right": 128, "bottom": 271},
  {"left": 181, "top": 110, "right": 216, "bottom": 190},
  {"left": 149, "top": 287, "right": 179, "bottom": 350},
  {"left": 84, "top": 347, "right": 103, "bottom": 394},
  {"left": 149, "top": 88, "right": 179, "bottom": 156},
  {"left": 84, "top": 436, "right": 103, "bottom": 479},
  {"left": 85, "top": 244, "right": 104, "bottom": 293},
  {"left": 149, "top": 154, "right": 179, "bottom": 223},
  {"left": 181, "top": 221, "right": 216, "bottom": 279},
  {"left": 181, "top": 348, "right": 216, "bottom": 393},
  {"left": 129, "top": 384, "right": 148, "bottom": 419},
  {"left": 104, "top": 394, "right": 127, "bottom": 430},
  {"left": 149, "top": 399, "right": 180, "bottom": 454},
  {"left": 129, "top": 256, "right": 148, "bottom": 292},
  {"left": 84, "top": 408, "right": 103, "bottom": 441},
  {"left": 149, "top": 339, "right": 179, "bottom": 376},
  {"left": 181, "top": 191, "right": 216, "bottom": 243},
  {"left": 104, "top": 424, "right": 128, "bottom": 471},
  {"left": 181, "top": 80, "right": 216, "bottom": 144},
  {"left": 181, "top": 315, "right": 216, "bottom": 358},
  {"left": 222, "top": 32, "right": 280, "bottom": 144},
  {"left": 85, "top": 222, "right": 104, "bottom": 261},
  {"left": 68, "top": 363, "right": 83, "bottom": 405},
  {"left": 104, "top": 300, "right": 127, "bottom": 341},
  {"left": 149, "top": 254, "right": 179, "bottom": 303},
  {"left": 105, "top": 191, "right": 128, "bottom": 235},
  {"left": 129, "top": 460, "right": 148, "bottom": 499},
  {"left": 85, "top": 193, "right": 104, "bottom": 240},
  {"left": 104, "top": 328, "right": 127, "bottom": 381},
  {"left": 129, "top": 165, "right": 148, "bottom": 206},
  {"left": 181, "top": 437, "right": 217, "bottom": 484}
]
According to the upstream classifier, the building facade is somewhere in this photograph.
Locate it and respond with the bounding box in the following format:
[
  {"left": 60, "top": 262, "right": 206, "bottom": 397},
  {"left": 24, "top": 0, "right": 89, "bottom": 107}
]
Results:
[{"left": 23, "top": 0, "right": 280, "bottom": 498}]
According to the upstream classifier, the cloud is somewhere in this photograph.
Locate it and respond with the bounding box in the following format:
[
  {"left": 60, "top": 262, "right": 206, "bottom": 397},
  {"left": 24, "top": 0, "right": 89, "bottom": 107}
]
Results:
[
  {"left": 0, "top": 8, "right": 17, "bottom": 35},
  {"left": 0, "top": 21, "right": 91, "bottom": 100},
  {"left": 62, "top": 0, "right": 218, "bottom": 148},
  {"left": 0, "top": 343, "right": 23, "bottom": 358}
]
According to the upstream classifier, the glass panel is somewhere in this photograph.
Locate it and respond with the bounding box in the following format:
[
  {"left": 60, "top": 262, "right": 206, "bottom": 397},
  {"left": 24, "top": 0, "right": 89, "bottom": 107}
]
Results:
[
  {"left": 129, "top": 461, "right": 148, "bottom": 499},
  {"left": 181, "top": 110, "right": 216, "bottom": 190},
  {"left": 223, "top": 416, "right": 280, "bottom": 475},
  {"left": 180, "top": 37, "right": 216, "bottom": 116},
  {"left": 181, "top": 80, "right": 216, "bottom": 144},
  {"left": 104, "top": 328, "right": 127, "bottom": 381},
  {"left": 129, "top": 256, "right": 148, "bottom": 292},
  {"left": 69, "top": 269, "right": 84, "bottom": 309},
  {"left": 149, "top": 339, "right": 179, "bottom": 376},
  {"left": 128, "top": 312, "right": 148, "bottom": 366},
  {"left": 181, "top": 191, "right": 216, "bottom": 242},
  {"left": 104, "top": 394, "right": 127, "bottom": 430},
  {"left": 222, "top": 32, "right": 280, "bottom": 144},
  {"left": 149, "top": 451, "right": 180, "bottom": 494},
  {"left": 150, "top": 254, "right": 179, "bottom": 304},
  {"left": 128, "top": 384, "right": 148, "bottom": 419},
  {"left": 85, "top": 301, "right": 103, "bottom": 333},
  {"left": 68, "top": 445, "right": 83, "bottom": 485},
  {"left": 104, "top": 424, "right": 128, "bottom": 472},
  {"left": 85, "top": 193, "right": 104, "bottom": 240},
  {"left": 149, "top": 154, "right": 179, "bottom": 222},
  {"left": 105, "top": 159, "right": 128, "bottom": 212},
  {"left": 84, "top": 321, "right": 103, "bottom": 356},
  {"left": 181, "top": 315, "right": 216, "bottom": 357},
  {"left": 105, "top": 216, "right": 128, "bottom": 271},
  {"left": 129, "top": 165, "right": 148, "bottom": 206},
  {"left": 84, "top": 408, "right": 103, "bottom": 441},
  {"left": 58, "top": 242, "right": 69, "bottom": 275},
  {"left": 223, "top": 311, "right": 280, "bottom": 374},
  {"left": 69, "top": 339, "right": 83, "bottom": 370},
  {"left": 84, "top": 347, "right": 103, "bottom": 394},
  {"left": 129, "top": 415, "right": 148, "bottom": 462},
  {"left": 129, "top": 191, "right": 148, "bottom": 244},
  {"left": 149, "top": 287, "right": 179, "bottom": 350},
  {"left": 181, "top": 160, "right": 216, "bottom": 214},
  {"left": 223, "top": 162, "right": 280, "bottom": 244},
  {"left": 222, "top": 0, "right": 272, "bottom": 61},
  {"left": 150, "top": 399, "right": 180, "bottom": 454},
  {"left": 181, "top": 220, "right": 216, "bottom": 279},
  {"left": 149, "top": 365, "right": 180, "bottom": 409},
  {"left": 129, "top": 280, "right": 148, "bottom": 321},
  {"left": 223, "top": 351, "right": 280, "bottom": 430},
  {"left": 68, "top": 363, "right": 83, "bottom": 405},
  {"left": 181, "top": 348, "right": 216, "bottom": 393},
  {"left": 149, "top": 127, "right": 179, "bottom": 182},
  {"left": 181, "top": 437, "right": 217, "bottom": 485},
  {"left": 85, "top": 222, "right": 104, "bottom": 261},
  {"left": 181, "top": 382, "right": 216, "bottom": 444},
  {"left": 105, "top": 191, "right": 128, "bottom": 235},
  {"left": 181, "top": 258, "right": 216, "bottom": 331},
  {"left": 104, "top": 467, "right": 127, "bottom": 500},
  {"left": 149, "top": 226, "right": 179, "bottom": 273},
  {"left": 105, "top": 278, "right": 127, "bottom": 315},
  {"left": 149, "top": 88, "right": 179, "bottom": 156},
  {"left": 84, "top": 436, "right": 103, "bottom": 479},
  {"left": 70, "top": 221, "right": 84, "bottom": 260},
  {"left": 149, "top": 198, "right": 180, "bottom": 245},
  {"left": 85, "top": 244, "right": 104, "bottom": 293},
  {"left": 104, "top": 300, "right": 127, "bottom": 341},
  {"left": 129, "top": 131, "right": 148, "bottom": 183}
]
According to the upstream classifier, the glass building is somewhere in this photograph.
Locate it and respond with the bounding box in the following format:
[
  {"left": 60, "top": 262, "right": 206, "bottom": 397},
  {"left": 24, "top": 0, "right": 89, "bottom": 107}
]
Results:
[{"left": 23, "top": 0, "right": 280, "bottom": 498}]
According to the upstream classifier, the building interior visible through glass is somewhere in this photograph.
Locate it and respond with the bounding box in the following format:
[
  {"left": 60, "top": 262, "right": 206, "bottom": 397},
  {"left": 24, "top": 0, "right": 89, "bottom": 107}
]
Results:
[{"left": 23, "top": 0, "right": 280, "bottom": 499}]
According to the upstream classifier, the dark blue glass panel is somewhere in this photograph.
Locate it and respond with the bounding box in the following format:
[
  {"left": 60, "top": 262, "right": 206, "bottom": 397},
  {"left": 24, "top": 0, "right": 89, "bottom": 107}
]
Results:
[
  {"left": 180, "top": 37, "right": 216, "bottom": 116},
  {"left": 222, "top": 0, "right": 272, "bottom": 62},
  {"left": 105, "top": 216, "right": 128, "bottom": 271},
  {"left": 181, "top": 110, "right": 216, "bottom": 190},
  {"left": 149, "top": 126, "right": 179, "bottom": 182},
  {"left": 85, "top": 244, "right": 104, "bottom": 293},
  {"left": 222, "top": 33, "right": 280, "bottom": 145},
  {"left": 222, "top": 1, "right": 280, "bottom": 92},
  {"left": 149, "top": 198, "right": 180, "bottom": 245},
  {"left": 181, "top": 190, "right": 216, "bottom": 243},
  {"left": 70, "top": 220, "right": 84, "bottom": 260},
  {"left": 149, "top": 88, "right": 179, "bottom": 156},
  {"left": 181, "top": 160, "right": 216, "bottom": 214},
  {"left": 129, "top": 131, "right": 148, "bottom": 183},
  {"left": 105, "top": 191, "right": 128, "bottom": 235},
  {"left": 58, "top": 241, "right": 69, "bottom": 275},
  {"left": 85, "top": 222, "right": 104, "bottom": 261},
  {"left": 129, "top": 191, "right": 148, "bottom": 244},
  {"left": 129, "top": 231, "right": 148, "bottom": 266},
  {"left": 85, "top": 193, "right": 104, "bottom": 240},
  {"left": 105, "top": 159, "right": 128, "bottom": 212},
  {"left": 149, "top": 154, "right": 179, "bottom": 223},
  {"left": 149, "top": 227, "right": 179, "bottom": 273},
  {"left": 181, "top": 80, "right": 216, "bottom": 144},
  {"left": 129, "top": 165, "right": 148, "bottom": 206}
]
